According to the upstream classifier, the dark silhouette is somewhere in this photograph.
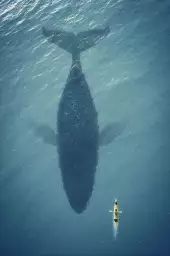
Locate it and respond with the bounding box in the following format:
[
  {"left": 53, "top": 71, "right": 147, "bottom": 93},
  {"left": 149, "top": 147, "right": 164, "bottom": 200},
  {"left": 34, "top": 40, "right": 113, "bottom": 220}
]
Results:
[{"left": 39, "top": 26, "right": 125, "bottom": 213}]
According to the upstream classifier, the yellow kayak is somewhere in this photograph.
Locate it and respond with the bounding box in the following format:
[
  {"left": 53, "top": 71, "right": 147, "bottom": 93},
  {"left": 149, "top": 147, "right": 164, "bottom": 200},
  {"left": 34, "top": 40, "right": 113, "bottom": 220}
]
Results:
[
  {"left": 109, "top": 199, "right": 122, "bottom": 240},
  {"left": 113, "top": 199, "right": 119, "bottom": 229}
]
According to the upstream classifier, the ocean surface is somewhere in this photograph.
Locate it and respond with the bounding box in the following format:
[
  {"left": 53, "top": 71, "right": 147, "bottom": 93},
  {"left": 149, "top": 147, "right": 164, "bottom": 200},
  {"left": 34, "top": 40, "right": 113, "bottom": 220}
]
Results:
[{"left": 0, "top": 0, "right": 170, "bottom": 255}]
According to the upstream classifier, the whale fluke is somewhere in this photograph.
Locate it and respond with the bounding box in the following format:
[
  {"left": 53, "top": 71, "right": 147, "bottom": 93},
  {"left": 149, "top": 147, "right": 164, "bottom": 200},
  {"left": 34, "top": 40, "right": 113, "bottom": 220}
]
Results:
[{"left": 42, "top": 26, "right": 110, "bottom": 54}]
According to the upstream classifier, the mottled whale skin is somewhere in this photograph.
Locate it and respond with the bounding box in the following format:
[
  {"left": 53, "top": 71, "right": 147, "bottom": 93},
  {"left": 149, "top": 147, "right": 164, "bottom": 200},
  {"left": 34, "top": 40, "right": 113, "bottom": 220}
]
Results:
[
  {"left": 57, "top": 59, "right": 99, "bottom": 213},
  {"left": 40, "top": 26, "right": 124, "bottom": 213}
]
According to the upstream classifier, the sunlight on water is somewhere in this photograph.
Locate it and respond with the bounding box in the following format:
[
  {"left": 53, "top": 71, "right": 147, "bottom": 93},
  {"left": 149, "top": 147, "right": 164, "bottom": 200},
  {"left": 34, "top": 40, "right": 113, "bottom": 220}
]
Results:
[{"left": 0, "top": 0, "right": 170, "bottom": 255}]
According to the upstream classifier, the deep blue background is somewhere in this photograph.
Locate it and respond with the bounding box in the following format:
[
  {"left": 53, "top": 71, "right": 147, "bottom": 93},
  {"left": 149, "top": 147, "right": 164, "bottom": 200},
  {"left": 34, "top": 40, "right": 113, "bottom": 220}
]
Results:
[{"left": 0, "top": 0, "right": 170, "bottom": 255}]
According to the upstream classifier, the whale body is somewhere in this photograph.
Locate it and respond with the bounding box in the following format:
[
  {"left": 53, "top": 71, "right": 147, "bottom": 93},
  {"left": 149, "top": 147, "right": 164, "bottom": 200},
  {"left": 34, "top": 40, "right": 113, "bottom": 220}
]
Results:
[{"left": 39, "top": 26, "right": 124, "bottom": 213}]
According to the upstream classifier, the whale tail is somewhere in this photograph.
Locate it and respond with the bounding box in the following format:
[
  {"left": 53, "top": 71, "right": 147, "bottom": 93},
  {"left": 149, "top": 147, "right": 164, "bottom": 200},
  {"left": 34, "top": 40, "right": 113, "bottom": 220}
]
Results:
[{"left": 42, "top": 26, "right": 110, "bottom": 61}]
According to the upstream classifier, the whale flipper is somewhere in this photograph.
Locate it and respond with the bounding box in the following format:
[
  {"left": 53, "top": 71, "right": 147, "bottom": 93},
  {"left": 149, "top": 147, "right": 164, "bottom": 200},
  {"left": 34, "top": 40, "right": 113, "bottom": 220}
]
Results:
[
  {"left": 99, "top": 122, "right": 126, "bottom": 146},
  {"left": 42, "top": 26, "right": 110, "bottom": 53},
  {"left": 33, "top": 121, "right": 125, "bottom": 147},
  {"left": 34, "top": 124, "right": 57, "bottom": 146}
]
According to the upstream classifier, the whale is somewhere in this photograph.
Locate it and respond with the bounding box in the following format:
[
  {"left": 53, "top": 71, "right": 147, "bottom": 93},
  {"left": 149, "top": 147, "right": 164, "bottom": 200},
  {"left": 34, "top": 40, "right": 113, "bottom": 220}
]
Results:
[{"left": 36, "top": 26, "right": 125, "bottom": 214}]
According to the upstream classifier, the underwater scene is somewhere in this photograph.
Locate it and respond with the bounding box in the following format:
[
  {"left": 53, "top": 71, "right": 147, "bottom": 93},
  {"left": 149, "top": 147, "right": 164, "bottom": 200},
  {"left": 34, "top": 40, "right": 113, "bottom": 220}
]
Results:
[{"left": 0, "top": 0, "right": 170, "bottom": 255}]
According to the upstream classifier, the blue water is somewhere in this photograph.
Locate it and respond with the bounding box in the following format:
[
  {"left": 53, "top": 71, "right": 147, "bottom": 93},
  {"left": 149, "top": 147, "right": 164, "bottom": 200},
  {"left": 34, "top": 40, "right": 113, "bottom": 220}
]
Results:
[{"left": 0, "top": 0, "right": 170, "bottom": 255}]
